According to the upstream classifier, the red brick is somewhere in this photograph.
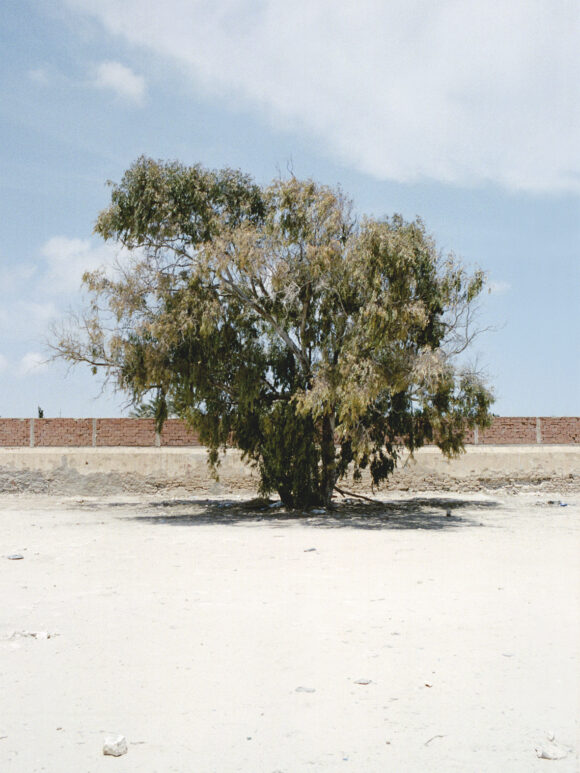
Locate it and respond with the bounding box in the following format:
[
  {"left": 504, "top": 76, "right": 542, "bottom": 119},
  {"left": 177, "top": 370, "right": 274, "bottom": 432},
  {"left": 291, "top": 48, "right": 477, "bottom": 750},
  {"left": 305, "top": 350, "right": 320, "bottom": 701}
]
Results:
[{"left": 0, "top": 417, "right": 578, "bottom": 447}]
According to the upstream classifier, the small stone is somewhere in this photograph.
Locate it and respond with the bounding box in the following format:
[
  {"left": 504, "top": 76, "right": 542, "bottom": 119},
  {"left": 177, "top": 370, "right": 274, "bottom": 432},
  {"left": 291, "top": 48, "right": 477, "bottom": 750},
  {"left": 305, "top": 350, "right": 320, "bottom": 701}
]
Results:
[
  {"left": 354, "top": 678, "right": 372, "bottom": 685},
  {"left": 7, "top": 554, "right": 24, "bottom": 560},
  {"left": 103, "top": 735, "right": 128, "bottom": 756},
  {"left": 535, "top": 734, "right": 568, "bottom": 760},
  {"left": 295, "top": 686, "right": 316, "bottom": 693},
  {"left": 535, "top": 744, "right": 567, "bottom": 760},
  {"left": 304, "top": 548, "right": 317, "bottom": 552}
]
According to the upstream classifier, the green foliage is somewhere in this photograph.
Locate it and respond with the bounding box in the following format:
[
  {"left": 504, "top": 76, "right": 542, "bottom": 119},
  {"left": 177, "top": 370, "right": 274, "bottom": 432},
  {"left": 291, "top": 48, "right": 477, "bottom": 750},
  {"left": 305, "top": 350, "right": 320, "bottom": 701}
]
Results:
[
  {"left": 55, "top": 157, "right": 493, "bottom": 508},
  {"left": 129, "top": 392, "right": 177, "bottom": 425}
]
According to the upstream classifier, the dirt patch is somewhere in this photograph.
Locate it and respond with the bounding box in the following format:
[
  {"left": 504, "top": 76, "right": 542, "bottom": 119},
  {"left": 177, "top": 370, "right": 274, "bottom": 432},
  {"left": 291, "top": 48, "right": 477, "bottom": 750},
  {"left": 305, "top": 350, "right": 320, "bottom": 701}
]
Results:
[{"left": 0, "top": 490, "right": 578, "bottom": 771}]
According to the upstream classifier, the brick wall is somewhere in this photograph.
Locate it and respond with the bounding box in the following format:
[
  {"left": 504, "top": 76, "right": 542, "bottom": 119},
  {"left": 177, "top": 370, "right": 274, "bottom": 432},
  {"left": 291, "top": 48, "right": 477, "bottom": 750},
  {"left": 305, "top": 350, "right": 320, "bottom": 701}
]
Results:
[
  {"left": 0, "top": 419, "right": 29, "bottom": 447},
  {"left": 540, "top": 417, "right": 580, "bottom": 444},
  {"left": 34, "top": 418, "right": 93, "bottom": 447},
  {"left": 478, "top": 417, "right": 537, "bottom": 445},
  {"left": 95, "top": 418, "right": 157, "bottom": 447},
  {"left": 0, "top": 417, "right": 578, "bottom": 447},
  {"left": 160, "top": 419, "right": 201, "bottom": 447}
]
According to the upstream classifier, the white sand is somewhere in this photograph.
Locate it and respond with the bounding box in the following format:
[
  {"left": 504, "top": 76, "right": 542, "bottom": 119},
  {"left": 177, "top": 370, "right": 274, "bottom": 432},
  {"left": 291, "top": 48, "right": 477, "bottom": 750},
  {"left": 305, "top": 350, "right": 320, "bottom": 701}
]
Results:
[{"left": 1, "top": 491, "right": 579, "bottom": 772}]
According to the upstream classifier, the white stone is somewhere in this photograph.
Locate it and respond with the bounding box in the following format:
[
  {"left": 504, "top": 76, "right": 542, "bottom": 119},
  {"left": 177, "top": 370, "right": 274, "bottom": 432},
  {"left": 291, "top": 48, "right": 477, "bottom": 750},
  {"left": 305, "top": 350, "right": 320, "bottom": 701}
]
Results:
[
  {"left": 535, "top": 737, "right": 568, "bottom": 760},
  {"left": 103, "top": 735, "right": 128, "bottom": 756}
]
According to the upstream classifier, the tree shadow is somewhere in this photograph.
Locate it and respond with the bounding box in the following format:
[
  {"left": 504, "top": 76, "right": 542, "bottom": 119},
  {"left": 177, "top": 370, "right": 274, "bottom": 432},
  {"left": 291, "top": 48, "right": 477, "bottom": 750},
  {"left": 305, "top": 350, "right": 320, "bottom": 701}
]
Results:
[{"left": 117, "top": 495, "right": 500, "bottom": 531}]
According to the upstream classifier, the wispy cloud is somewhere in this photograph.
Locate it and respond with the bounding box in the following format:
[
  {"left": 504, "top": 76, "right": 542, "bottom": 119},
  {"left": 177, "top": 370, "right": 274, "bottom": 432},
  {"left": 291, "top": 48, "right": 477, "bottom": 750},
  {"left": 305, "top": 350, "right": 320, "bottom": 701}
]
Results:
[
  {"left": 40, "top": 236, "right": 123, "bottom": 294},
  {"left": 488, "top": 280, "right": 511, "bottom": 295},
  {"left": 28, "top": 67, "right": 49, "bottom": 85},
  {"left": 0, "top": 300, "right": 59, "bottom": 342},
  {"left": 0, "top": 352, "right": 50, "bottom": 378},
  {"left": 65, "top": 0, "right": 579, "bottom": 192},
  {"left": 17, "top": 352, "right": 48, "bottom": 376},
  {"left": 94, "top": 60, "right": 146, "bottom": 104},
  {"left": 0, "top": 261, "right": 37, "bottom": 292}
]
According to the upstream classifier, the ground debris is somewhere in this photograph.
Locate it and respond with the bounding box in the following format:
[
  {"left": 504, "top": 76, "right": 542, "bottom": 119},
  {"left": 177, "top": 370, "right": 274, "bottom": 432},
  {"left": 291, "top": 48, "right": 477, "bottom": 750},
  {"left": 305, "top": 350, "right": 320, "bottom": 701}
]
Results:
[
  {"left": 103, "top": 734, "right": 128, "bottom": 756},
  {"left": 5, "top": 630, "right": 54, "bottom": 640},
  {"left": 535, "top": 733, "right": 569, "bottom": 760},
  {"left": 425, "top": 734, "right": 445, "bottom": 746}
]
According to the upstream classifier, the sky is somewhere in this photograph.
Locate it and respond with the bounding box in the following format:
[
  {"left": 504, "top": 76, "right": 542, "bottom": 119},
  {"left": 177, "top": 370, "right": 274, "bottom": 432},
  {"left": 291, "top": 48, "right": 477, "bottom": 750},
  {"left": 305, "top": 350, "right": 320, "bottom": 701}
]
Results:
[{"left": 1, "top": 0, "right": 578, "bottom": 418}]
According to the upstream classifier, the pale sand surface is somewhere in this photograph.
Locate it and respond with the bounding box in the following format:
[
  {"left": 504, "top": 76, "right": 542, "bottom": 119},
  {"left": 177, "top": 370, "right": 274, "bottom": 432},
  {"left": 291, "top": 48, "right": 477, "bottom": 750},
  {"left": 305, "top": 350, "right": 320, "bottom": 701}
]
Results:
[{"left": 1, "top": 490, "right": 579, "bottom": 772}]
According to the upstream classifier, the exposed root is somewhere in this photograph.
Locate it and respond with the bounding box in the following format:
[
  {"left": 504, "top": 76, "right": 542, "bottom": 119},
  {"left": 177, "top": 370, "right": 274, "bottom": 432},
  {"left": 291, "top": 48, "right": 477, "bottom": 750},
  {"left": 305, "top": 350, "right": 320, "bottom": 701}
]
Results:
[{"left": 334, "top": 486, "right": 379, "bottom": 504}]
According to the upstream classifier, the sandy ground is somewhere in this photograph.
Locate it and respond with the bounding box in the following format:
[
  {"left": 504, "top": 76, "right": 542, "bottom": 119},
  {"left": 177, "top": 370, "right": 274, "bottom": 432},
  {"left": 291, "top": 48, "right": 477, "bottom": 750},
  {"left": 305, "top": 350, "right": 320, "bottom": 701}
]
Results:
[{"left": 1, "top": 489, "right": 579, "bottom": 772}]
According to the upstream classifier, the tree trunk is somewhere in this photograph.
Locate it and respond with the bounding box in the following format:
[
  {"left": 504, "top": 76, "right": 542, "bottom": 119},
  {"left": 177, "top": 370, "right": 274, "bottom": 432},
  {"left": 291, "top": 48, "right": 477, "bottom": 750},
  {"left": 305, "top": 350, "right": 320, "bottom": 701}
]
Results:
[{"left": 320, "top": 412, "right": 337, "bottom": 508}]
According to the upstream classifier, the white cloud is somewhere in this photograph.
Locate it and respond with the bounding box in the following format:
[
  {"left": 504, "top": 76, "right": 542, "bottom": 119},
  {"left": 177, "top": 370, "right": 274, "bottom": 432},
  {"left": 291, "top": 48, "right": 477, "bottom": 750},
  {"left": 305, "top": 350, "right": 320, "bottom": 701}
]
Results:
[
  {"left": 94, "top": 60, "right": 146, "bottom": 104},
  {"left": 0, "top": 353, "right": 8, "bottom": 372},
  {"left": 17, "top": 352, "right": 48, "bottom": 376},
  {"left": 0, "top": 300, "right": 60, "bottom": 342},
  {"left": 40, "top": 236, "right": 123, "bottom": 294},
  {"left": 0, "top": 262, "right": 37, "bottom": 292},
  {"left": 0, "top": 300, "right": 57, "bottom": 326},
  {"left": 64, "top": 0, "right": 579, "bottom": 192}
]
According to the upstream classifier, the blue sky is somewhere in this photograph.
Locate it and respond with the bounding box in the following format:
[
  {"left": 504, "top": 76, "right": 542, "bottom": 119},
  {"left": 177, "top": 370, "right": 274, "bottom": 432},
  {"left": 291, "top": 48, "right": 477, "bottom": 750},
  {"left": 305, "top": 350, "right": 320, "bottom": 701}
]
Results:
[{"left": 1, "top": 0, "right": 578, "bottom": 417}]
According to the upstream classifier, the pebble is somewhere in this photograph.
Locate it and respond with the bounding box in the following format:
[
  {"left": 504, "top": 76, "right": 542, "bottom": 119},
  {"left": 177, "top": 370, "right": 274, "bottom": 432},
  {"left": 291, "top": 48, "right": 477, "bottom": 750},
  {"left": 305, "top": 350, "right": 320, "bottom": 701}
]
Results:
[
  {"left": 535, "top": 733, "right": 569, "bottom": 760},
  {"left": 103, "top": 735, "right": 128, "bottom": 757}
]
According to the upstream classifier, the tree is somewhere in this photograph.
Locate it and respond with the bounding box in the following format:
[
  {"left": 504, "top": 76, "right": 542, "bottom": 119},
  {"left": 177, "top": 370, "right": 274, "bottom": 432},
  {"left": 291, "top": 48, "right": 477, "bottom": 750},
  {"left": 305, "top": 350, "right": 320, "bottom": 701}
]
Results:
[
  {"left": 129, "top": 394, "right": 178, "bottom": 419},
  {"left": 55, "top": 156, "right": 493, "bottom": 508}
]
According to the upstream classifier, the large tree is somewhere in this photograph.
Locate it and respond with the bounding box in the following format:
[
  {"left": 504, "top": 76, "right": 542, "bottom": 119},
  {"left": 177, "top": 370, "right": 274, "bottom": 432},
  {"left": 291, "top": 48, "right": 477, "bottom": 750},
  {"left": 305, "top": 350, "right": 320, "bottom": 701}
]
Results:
[{"left": 56, "top": 157, "right": 493, "bottom": 508}]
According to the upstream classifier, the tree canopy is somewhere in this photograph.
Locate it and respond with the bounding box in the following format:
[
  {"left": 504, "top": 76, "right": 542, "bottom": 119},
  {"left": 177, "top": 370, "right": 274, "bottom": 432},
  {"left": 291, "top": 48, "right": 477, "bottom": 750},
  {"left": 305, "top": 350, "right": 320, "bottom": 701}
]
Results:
[{"left": 55, "top": 156, "right": 493, "bottom": 508}]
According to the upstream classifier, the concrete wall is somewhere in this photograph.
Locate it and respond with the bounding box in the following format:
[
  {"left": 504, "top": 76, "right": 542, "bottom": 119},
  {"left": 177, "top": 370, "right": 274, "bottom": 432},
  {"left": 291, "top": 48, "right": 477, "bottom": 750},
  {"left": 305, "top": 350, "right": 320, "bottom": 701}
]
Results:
[
  {"left": 1, "top": 446, "right": 578, "bottom": 496},
  {"left": 0, "top": 417, "right": 579, "bottom": 447}
]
